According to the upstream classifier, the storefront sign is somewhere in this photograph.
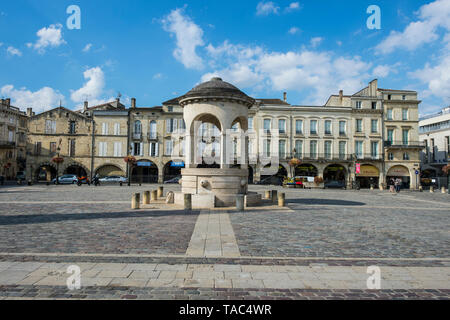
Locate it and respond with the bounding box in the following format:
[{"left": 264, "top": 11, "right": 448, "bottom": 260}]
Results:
[
  {"left": 357, "top": 165, "right": 379, "bottom": 177},
  {"left": 137, "top": 161, "right": 153, "bottom": 167},
  {"left": 355, "top": 163, "right": 361, "bottom": 174},
  {"left": 387, "top": 166, "right": 410, "bottom": 177},
  {"left": 171, "top": 161, "right": 185, "bottom": 167}
]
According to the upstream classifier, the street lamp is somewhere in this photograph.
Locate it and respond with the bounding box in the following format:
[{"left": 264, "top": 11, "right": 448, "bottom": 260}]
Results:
[{"left": 124, "top": 154, "right": 136, "bottom": 187}]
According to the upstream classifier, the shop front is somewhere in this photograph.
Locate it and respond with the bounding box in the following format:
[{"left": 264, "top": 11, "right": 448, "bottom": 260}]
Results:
[
  {"left": 356, "top": 164, "right": 379, "bottom": 189},
  {"left": 387, "top": 165, "right": 411, "bottom": 189}
]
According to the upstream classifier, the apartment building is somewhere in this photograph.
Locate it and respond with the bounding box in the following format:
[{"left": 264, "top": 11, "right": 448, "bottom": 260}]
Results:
[
  {"left": 0, "top": 99, "right": 27, "bottom": 179},
  {"left": 419, "top": 107, "right": 450, "bottom": 188}
]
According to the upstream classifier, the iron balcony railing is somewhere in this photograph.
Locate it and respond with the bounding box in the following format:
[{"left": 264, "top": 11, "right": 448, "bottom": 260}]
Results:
[
  {"left": 132, "top": 132, "right": 142, "bottom": 140},
  {"left": 148, "top": 132, "right": 158, "bottom": 140},
  {"left": 0, "top": 141, "right": 15, "bottom": 148},
  {"left": 274, "top": 153, "right": 383, "bottom": 161},
  {"left": 384, "top": 141, "right": 425, "bottom": 148}
]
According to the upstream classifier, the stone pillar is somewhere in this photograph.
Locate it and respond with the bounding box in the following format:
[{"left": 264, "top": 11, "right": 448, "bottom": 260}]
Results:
[
  {"left": 265, "top": 190, "right": 271, "bottom": 199},
  {"left": 131, "top": 193, "right": 140, "bottom": 209},
  {"left": 143, "top": 191, "right": 150, "bottom": 205},
  {"left": 441, "top": 187, "right": 446, "bottom": 194},
  {"left": 220, "top": 132, "right": 229, "bottom": 169},
  {"left": 184, "top": 194, "right": 192, "bottom": 211},
  {"left": 430, "top": 186, "right": 434, "bottom": 193},
  {"left": 236, "top": 194, "right": 244, "bottom": 211},
  {"left": 158, "top": 186, "right": 164, "bottom": 198},
  {"left": 151, "top": 190, "right": 158, "bottom": 201},
  {"left": 278, "top": 193, "right": 285, "bottom": 207},
  {"left": 271, "top": 190, "right": 278, "bottom": 204}
]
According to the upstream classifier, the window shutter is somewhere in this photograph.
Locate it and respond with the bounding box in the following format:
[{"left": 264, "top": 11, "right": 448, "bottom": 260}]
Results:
[
  {"left": 166, "top": 119, "right": 170, "bottom": 133},
  {"left": 155, "top": 143, "right": 159, "bottom": 157},
  {"left": 131, "top": 143, "right": 135, "bottom": 156},
  {"left": 174, "top": 119, "right": 178, "bottom": 131},
  {"left": 140, "top": 142, "right": 144, "bottom": 156}
]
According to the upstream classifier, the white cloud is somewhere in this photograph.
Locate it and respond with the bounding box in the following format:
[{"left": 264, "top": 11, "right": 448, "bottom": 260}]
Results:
[
  {"left": 410, "top": 55, "right": 450, "bottom": 101},
  {"left": 162, "top": 8, "right": 204, "bottom": 70},
  {"left": 376, "top": 0, "right": 450, "bottom": 54},
  {"left": 6, "top": 46, "right": 22, "bottom": 57},
  {"left": 285, "top": 2, "right": 301, "bottom": 12},
  {"left": 256, "top": 1, "right": 279, "bottom": 16},
  {"left": 28, "top": 24, "right": 66, "bottom": 54},
  {"left": 82, "top": 43, "right": 92, "bottom": 52},
  {"left": 288, "top": 27, "right": 300, "bottom": 35},
  {"left": 153, "top": 73, "right": 163, "bottom": 79},
  {"left": 0, "top": 42, "right": 3, "bottom": 47},
  {"left": 70, "top": 67, "right": 106, "bottom": 103},
  {"left": 310, "top": 37, "right": 323, "bottom": 48},
  {"left": 0, "top": 85, "right": 65, "bottom": 113},
  {"left": 336, "top": 41, "right": 343, "bottom": 46}
]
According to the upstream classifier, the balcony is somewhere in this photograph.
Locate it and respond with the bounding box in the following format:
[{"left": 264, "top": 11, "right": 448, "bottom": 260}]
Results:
[
  {"left": 132, "top": 132, "right": 142, "bottom": 140},
  {"left": 285, "top": 153, "right": 353, "bottom": 161},
  {"left": 148, "top": 132, "right": 158, "bottom": 141},
  {"left": 0, "top": 141, "right": 15, "bottom": 148},
  {"left": 384, "top": 141, "right": 425, "bottom": 148}
]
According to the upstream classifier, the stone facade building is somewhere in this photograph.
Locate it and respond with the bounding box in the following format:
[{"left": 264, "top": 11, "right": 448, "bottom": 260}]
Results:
[
  {"left": 419, "top": 107, "right": 450, "bottom": 188},
  {"left": 0, "top": 99, "right": 27, "bottom": 180},
  {"left": 21, "top": 79, "right": 422, "bottom": 189}
]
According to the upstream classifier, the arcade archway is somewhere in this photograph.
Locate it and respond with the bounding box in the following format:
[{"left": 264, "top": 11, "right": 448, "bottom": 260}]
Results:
[
  {"left": 35, "top": 165, "right": 57, "bottom": 182},
  {"left": 64, "top": 164, "right": 87, "bottom": 177},
  {"left": 323, "top": 164, "right": 346, "bottom": 182},
  {"left": 295, "top": 164, "right": 318, "bottom": 177},
  {"left": 164, "top": 161, "right": 185, "bottom": 182},
  {"left": 95, "top": 164, "right": 125, "bottom": 177},
  {"left": 387, "top": 165, "right": 411, "bottom": 189},
  {"left": 131, "top": 160, "right": 159, "bottom": 183}
]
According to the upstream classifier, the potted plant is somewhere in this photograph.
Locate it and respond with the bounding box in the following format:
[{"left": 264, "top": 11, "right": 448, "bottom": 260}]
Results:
[{"left": 314, "top": 176, "right": 324, "bottom": 188}]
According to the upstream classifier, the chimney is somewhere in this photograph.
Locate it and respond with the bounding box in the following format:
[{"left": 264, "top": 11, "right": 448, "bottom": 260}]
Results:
[
  {"left": 131, "top": 98, "right": 136, "bottom": 109},
  {"left": 26, "top": 108, "right": 33, "bottom": 117},
  {"left": 283, "top": 92, "right": 287, "bottom": 102},
  {"left": 339, "top": 90, "right": 343, "bottom": 101},
  {"left": 84, "top": 101, "right": 88, "bottom": 112},
  {"left": 5, "top": 98, "right": 10, "bottom": 107}
]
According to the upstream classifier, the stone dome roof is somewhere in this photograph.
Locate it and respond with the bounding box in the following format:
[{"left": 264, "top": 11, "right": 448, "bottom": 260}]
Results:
[{"left": 180, "top": 77, "right": 254, "bottom": 107}]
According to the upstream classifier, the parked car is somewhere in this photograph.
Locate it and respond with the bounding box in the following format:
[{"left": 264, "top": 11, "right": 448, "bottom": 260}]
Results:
[
  {"left": 164, "top": 176, "right": 181, "bottom": 184},
  {"left": 256, "top": 175, "right": 283, "bottom": 186},
  {"left": 52, "top": 174, "right": 78, "bottom": 185},
  {"left": 98, "top": 176, "right": 128, "bottom": 184},
  {"left": 324, "top": 180, "right": 346, "bottom": 189}
]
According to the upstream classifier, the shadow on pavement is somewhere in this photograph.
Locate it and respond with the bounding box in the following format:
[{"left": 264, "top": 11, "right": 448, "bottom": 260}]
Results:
[{"left": 288, "top": 198, "right": 365, "bottom": 206}]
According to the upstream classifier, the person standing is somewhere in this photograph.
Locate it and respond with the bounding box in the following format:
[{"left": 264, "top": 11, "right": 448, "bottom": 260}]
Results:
[
  {"left": 395, "top": 178, "right": 402, "bottom": 193},
  {"left": 389, "top": 178, "right": 395, "bottom": 193}
]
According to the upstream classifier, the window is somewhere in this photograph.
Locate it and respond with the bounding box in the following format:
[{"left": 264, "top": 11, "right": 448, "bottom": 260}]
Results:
[
  {"left": 98, "top": 142, "right": 108, "bottom": 157},
  {"left": 339, "top": 141, "right": 346, "bottom": 159},
  {"left": 402, "top": 95, "right": 406, "bottom": 101},
  {"left": 388, "top": 94, "right": 392, "bottom": 100},
  {"left": 165, "top": 140, "right": 173, "bottom": 156},
  {"left": 431, "top": 138, "right": 435, "bottom": 162},
  {"left": 8, "top": 130, "right": 14, "bottom": 142},
  {"left": 295, "top": 140, "right": 303, "bottom": 158},
  {"left": 371, "top": 141, "right": 379, "bottom": 158},
  {"left": 132, "top": 142, "right": 143, "bottom": 156},
  {"left": 355, "top": 141, "right": 363, "bottom": 159},
  {"left": 149, "top": 142, "right": 159, "bottom": 157},
  {"left": 388, "top": 153, "right": 394, "bottom": 160},
  {"left": 387, "top": 129, "right": 394, "bottom": 143},
  {"left": 447, "top": 137, "right": 450, "bottom": 156},
  {"left": 324, "top": 141, "right": 332, "bottom": 159},
  {"left": 356, "top": 101, "right": 362, "bottom": 109},
  {"left": 45, "top": 120, "right": 56, "bottom": 134},
  {"left": 371, "top": 119, "right": 378, "bottom": 133},
  {"left": 279, "top": 140, "right": 286, "bottom": 158},
  {"left": 114, "top": 123, "right": 121, "bottom": 136},
  {"left": 403, "top": 152, "right": 410, "bottom": 160},
  {"left": 387, "top": 109, "right": 393, "bottom": 120},
  {"left": 402, "top": 109, "right": 408, "bottom": 121},
  {"left": 278, "top": 119, "right": 286, "bottom": 134},
  {"left": 356, "top": 119, "right": 362, "bottom": 132},
  {"left": 371, "top": 102, "right": 377, "bottom": 110},
  {"left": 168, "top": 106, "right": 173, "bottom": 112},
  {"left": 263, "top": 119, "right": 271, "bottom": 133},
  {"left": 310, "top": 141, "right": 317, "bottom": 158},
  {"left": 69, "top": 140, "right": 76, "bottom": 157},
  {"left": 310, "top": 120, "right": 318, "bottom": 135},
  {"left": 69, "top": 121, "right": 76, "bottom": 134},
  {"left": 263, "top": 139, "right": 271, "bottom": 157},
  {"left": 134, "top": 121, "right": 142, "bottom": 134},
  {"left": 102, "top": 123, "right": 109, "bottom": 135},
  {"left": 325, "top": 120, "right": 332, "bottom": 135},
  {"left": 149, "top": 121, "right": 157, "bottom": 139},
  {"left": 339, "top": 121, "right": 346, "bottom": 135},
  {"left": 402, "top": 129, "right": 409, "bottom": 145},
  {"left": 248, "top": 117, "right": 253, "bottom": 131},
  {"left": 113, "top": 142, "right": 122, "bottom": 157},
  {"left": 295, "top": 120, "right": 303, "bottom": 134},
  {"left": 35, "top": 142, "right": 42, "bottom": 155},
  {"left": 50, "top": 142, "right": 57, "bottom": 155}
]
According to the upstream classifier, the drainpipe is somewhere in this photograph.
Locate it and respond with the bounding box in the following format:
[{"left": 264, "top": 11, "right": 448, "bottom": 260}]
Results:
[
  {"left": 381, "top": 98, "right": 386, "bottom": 189},
  {"left": 90, "top": 119, "right": 95, "bottom": 181},
  {"left": 126, "top": 110, "right": 131, "bottom": 185}
]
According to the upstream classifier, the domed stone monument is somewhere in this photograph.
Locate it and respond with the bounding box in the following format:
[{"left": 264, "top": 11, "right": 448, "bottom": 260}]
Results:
[{"left": 174, "top": 77, "right": 261, "bottom": 208}]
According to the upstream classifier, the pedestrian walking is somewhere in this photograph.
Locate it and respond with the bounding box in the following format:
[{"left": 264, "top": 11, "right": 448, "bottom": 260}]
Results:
[
  {"left": 395, "top": 178, "right": 402, "bottom": 193},
  {"left": 389, "top": 178, "right": 395, "bottom": 193}
]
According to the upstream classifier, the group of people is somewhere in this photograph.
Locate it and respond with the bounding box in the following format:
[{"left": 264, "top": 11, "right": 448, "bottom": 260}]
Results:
[{"left": 389, "top": 178, "right": 403, "bottom": 193}]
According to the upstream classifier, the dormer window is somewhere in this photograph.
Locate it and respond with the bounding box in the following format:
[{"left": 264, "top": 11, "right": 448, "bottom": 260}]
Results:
[
  {"left": 356, "top": 101, "right": 362, "bottom": 109},
  {"left": 168, "top": 106, "right": 173, "bottom": 112}
]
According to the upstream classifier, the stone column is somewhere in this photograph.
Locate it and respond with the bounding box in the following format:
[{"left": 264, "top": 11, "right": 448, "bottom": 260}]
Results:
[{"left": 220, "top": 132, "right": 229, "bottom": 169}]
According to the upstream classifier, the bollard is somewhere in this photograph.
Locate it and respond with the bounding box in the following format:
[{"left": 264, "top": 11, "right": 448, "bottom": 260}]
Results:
[
  {"left": 131, "top": 193, "right": 140, "bottom": 209},
  {"left": 379, "top": 184, "right": 384, "bottom": 191},
  {"left": 236, "top": 194, "right": 245, "bottom": 212},
  {"left": 265, "top": 190, "right": 271, "bottom": 199},
  {"left": 278, "top": 193, "right": 285, "bottom": 207},
  {"left": 158, "top": 186, "right": 164, "bottom": 198},
  {"left": 370, "top": 185, "right": 374, "bottom": 191},
  {"left": 271, "top": 190, "right": 278, "bottom": 204},
  {"left": 419, "top": 185, "right": 423, "bottom": 192},
  {"left": 151, "top": 190, "right": 158, "bottom": 201},
  {"left": 430, "top": 186, "right": 434, "bottom": 193},
  {"left": 184, "top": 194, "right": 192, "bottom": 211},
  {"left": 442, "top": 187, "right": 446, "bottom": 194},
  {"left": 143, "top": 191, "right": 150, "bottom": 205}
]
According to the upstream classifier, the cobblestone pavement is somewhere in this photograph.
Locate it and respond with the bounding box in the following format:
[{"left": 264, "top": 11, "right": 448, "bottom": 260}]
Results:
[{"left": 0, "top": 184, "right": 448, "bottom": 299}]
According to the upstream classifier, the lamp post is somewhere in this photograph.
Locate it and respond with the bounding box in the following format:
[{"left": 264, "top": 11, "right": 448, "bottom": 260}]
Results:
[{"left": 124, "top": 155, "right": 136, "bottom": 187}]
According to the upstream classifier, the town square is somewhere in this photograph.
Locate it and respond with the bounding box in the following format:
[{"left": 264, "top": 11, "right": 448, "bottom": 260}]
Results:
[{"left": 0, "top": 0, "right": 450, "bottom": 307}]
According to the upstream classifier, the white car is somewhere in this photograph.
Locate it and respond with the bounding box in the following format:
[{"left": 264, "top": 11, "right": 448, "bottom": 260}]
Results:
[
  {"left": 52, "top": 174, "right": 78, "bottom": 184},
  {"left": 99, "top": 176, "right": 128, "bottom": 183}
]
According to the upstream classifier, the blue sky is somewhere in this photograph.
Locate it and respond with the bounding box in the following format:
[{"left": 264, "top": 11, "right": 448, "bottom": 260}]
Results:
[{"left": 0, "top": 0, "right": 449, "bottom": 115}]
